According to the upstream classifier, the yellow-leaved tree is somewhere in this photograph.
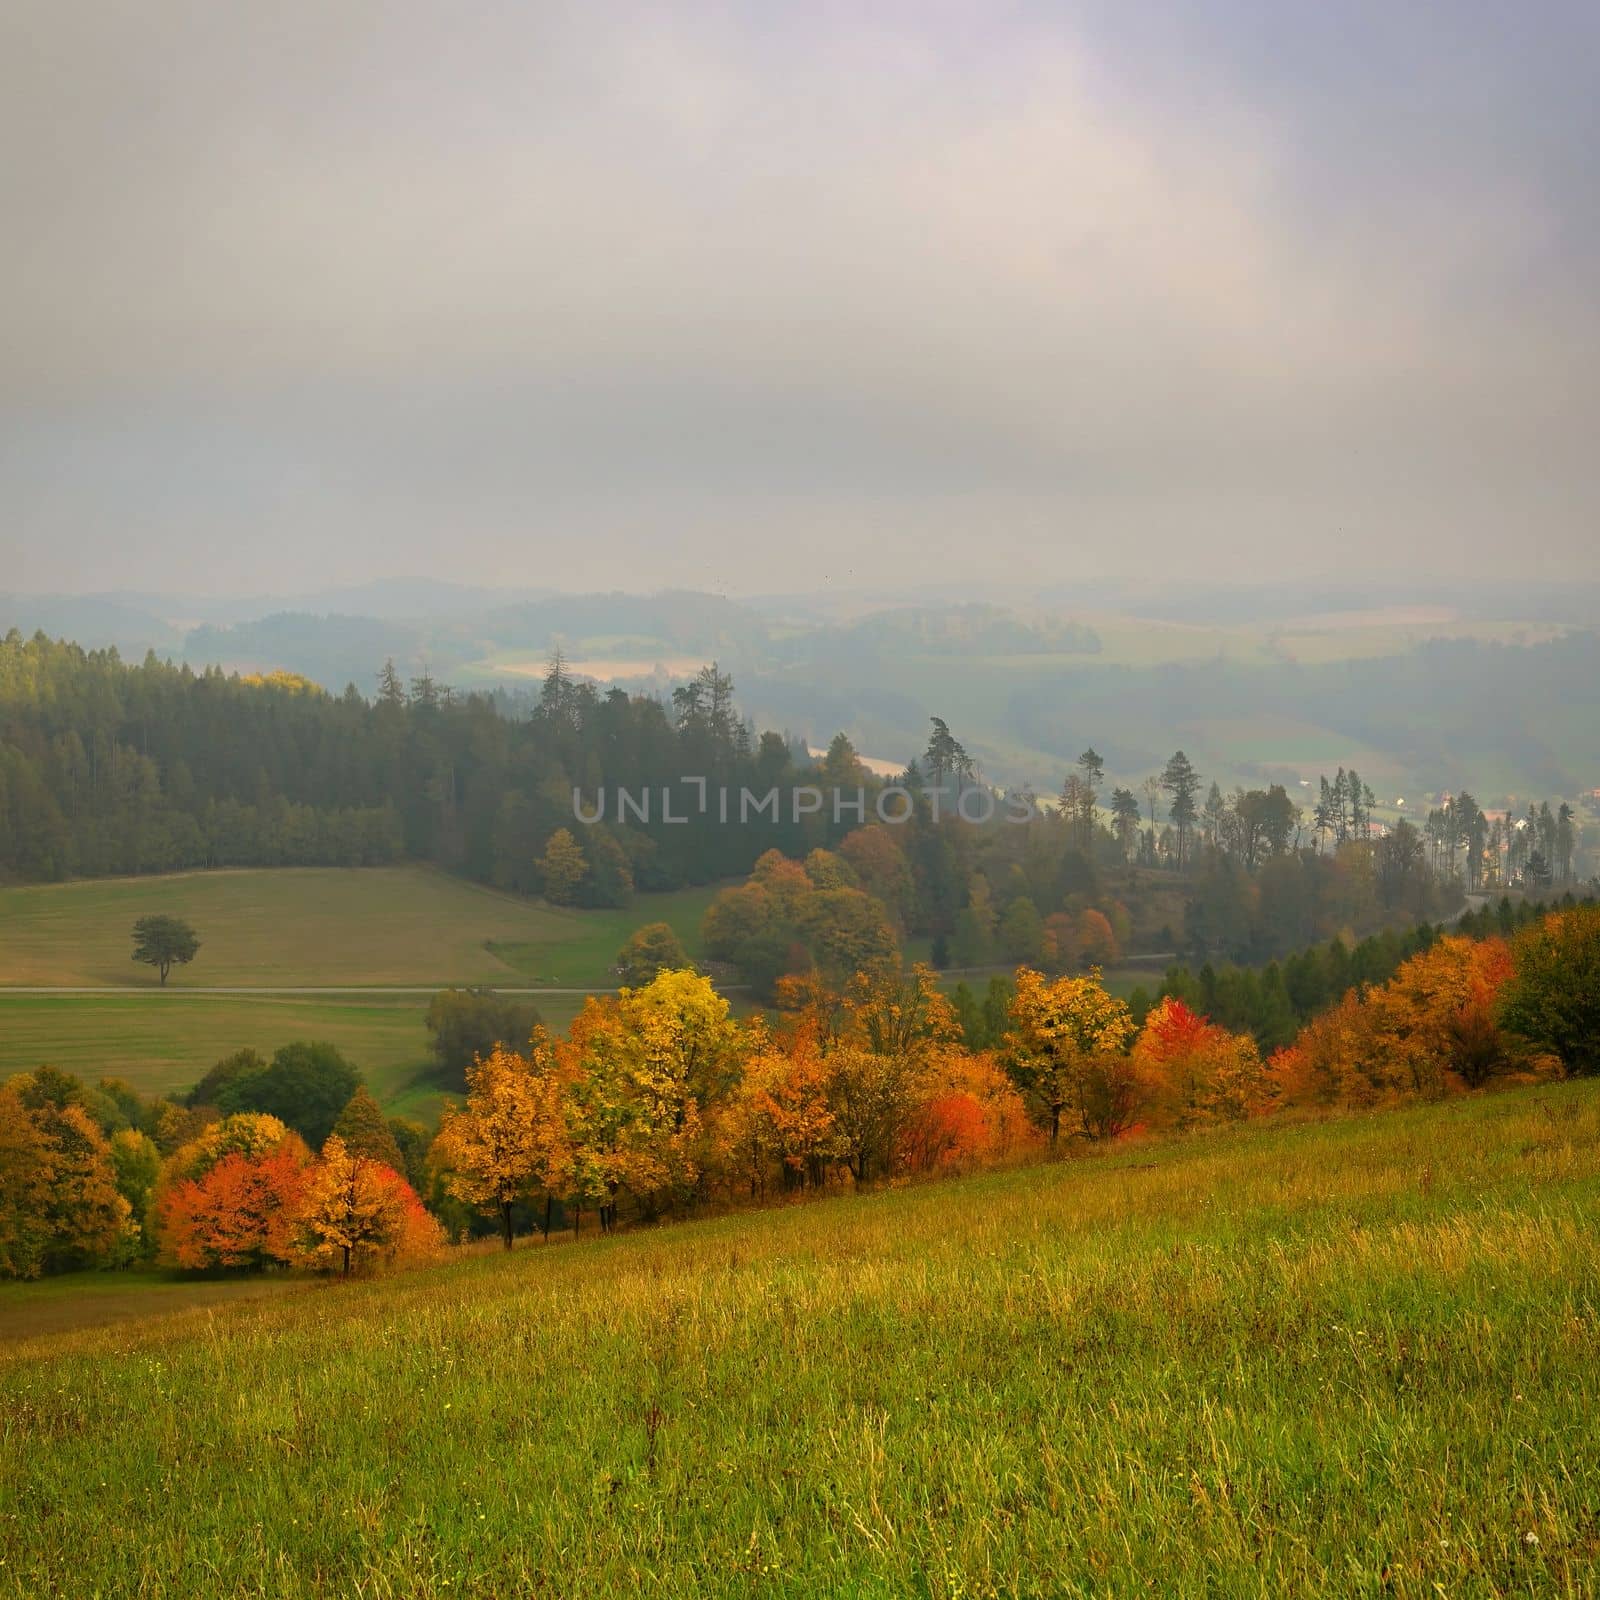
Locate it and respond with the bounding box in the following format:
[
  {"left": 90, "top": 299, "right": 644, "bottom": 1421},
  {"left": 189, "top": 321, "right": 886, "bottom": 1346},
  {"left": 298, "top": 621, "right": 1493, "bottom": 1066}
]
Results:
[
  {"left": 562, "top": 968, "right": 741, "bottom": 1230},
  {"left": 432, "top": 1037, "right": 569, "bottom": 1248},
  {"left": 1003, "top": 967, "right": 1138, "bottom": 1143},
  {"left": 616, "top": 967, "right": 741, "bottom": 1127},
  {"left": 296, "top": 1133, "right": 443, "bottom": 1275},
  {"left": 538, "top": 828, "right": 588, "bottom": 906}
]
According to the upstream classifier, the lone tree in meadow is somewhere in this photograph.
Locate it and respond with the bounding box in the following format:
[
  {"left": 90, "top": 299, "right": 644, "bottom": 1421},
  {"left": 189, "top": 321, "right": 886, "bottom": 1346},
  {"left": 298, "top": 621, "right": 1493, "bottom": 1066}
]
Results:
[{"left": 131, "top": 915, "right": 201, "bottom": 985}]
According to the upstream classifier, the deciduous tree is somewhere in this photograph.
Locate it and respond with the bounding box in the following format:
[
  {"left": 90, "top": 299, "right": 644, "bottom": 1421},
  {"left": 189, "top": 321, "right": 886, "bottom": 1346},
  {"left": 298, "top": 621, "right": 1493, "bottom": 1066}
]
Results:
[
  {"left": 295, "top": 1134, "right": 441, "bottom": 1275},
  {"left": 155, "top": 1114, "right": 311, "bottom": 1271},
  {"left": 332, "top": 1086, "right": 405, "bottom": 1170},
  {"left": 1498, "top": 905, "right": 1600, "bottom": 1076},
  {"left": 131, "top": 914, "right": 200, "bottom": 984},
  {"left": 425, "top": 988, "right": 543, "bottom": 1093},
  {"left": 616, "top": 922, "right": 690, "bottom": 986},
  {"left": 538, "top": 827, "right": 588, "bottom": 905},
  {"left": 1003, "top": 968, "right": 1137, "bottom": 1143},
  {"left": 432, "top": 1042, "right": 559, "bottom": 1248}
]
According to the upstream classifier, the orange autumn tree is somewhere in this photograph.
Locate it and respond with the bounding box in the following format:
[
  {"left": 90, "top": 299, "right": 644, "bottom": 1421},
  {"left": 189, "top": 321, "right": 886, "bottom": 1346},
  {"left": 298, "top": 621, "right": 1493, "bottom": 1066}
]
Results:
[
  {"left": 1272, "top": 991, "right": 1386, "bottom": 1108},
  {"left": 900, "top": 1047, "right": 1036, "bottom": 1173},
  {"left": 716, "top": 1018, "right": 838, "bottom": 1198},
  {"left": 1077, "top": 909, "right": 1120, "bottom": 969},
  {"left": 1134, "top": 998, "right": 1272, "bottom": 1129},
  {"left": 433, "top": 1037, "right": 568, "bottom": 1248},
  {"left": 1275, "top": 936, "right": 1523, "bottom": 1110},
  {"left": 295, "top": 1133, "right": 443, "bottom": 1275},
  {"left": 155, "top": 1113, "right": 311, "bottom": 1270},
  {"left": 1367, "top": 935, "right": 1517, "bottom": 1093},
  {"left": 0, "top": 1083, "right": 54, "bottom": 1278},
  {"left": 899, "top": 1089, "right": 987, "bottom": 1175}
]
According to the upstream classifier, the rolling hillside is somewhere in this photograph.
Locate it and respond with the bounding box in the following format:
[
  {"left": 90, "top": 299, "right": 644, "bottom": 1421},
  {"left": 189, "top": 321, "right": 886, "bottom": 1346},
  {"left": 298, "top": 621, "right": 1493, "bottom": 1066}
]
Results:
[
  {"left": 0, "top": 866, "right": 721, "bottom": 988},
  {"left": 3, "top": 1080, "right": 1596, "bottom": 1596}
]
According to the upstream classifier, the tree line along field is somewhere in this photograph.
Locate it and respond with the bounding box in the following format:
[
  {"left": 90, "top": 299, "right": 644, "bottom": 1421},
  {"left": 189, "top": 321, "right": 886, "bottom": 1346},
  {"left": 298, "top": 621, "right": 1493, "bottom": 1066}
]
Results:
[{"left": 2, "top": 1079, "right": 1596, "bottom": 1597}]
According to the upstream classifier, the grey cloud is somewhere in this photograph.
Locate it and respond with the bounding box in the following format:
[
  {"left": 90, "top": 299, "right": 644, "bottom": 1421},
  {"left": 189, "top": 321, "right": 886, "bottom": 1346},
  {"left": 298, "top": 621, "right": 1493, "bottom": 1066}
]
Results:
[{"left": 1, "top": 0, "right": 1596, "bottom": 594}]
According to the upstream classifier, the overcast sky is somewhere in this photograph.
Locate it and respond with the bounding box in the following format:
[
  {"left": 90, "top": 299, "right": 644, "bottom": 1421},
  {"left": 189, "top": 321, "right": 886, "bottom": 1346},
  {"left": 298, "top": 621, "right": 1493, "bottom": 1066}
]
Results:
[{"left": 2, "top": 1, "right": 1597, "bottom": 597}]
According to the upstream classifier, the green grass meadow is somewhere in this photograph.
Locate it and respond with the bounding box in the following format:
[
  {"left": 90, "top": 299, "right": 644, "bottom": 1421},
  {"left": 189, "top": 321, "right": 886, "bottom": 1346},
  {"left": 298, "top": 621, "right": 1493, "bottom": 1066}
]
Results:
[
  {"left": 3, "top": 1080, "right": 1597, "bottom": 1597},
  {"left": 0, "top": 992, "right": 435, "bottom": 1104},
  {"left": 0, "top": 992, "right": 596, "bottom": 1120},
  {"left": 0, "top": 866, "right": 721, "bottom": 988},
  {"left": 0, "top": 867, "right": 721, "bottom": 1114}
]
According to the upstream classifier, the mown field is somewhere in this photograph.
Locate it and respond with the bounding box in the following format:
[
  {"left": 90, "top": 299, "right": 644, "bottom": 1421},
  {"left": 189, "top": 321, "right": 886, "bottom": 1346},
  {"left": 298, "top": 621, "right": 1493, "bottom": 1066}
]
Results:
[
  {"left": 0, "top": 992, "right": 595, "bottom": 1120},
  {"left": 3, "top": 1080, "right": 1597, "bottom": 1598},
  {"left": 0, "top": 866, "right": 720, "bottom": 988},
  {"left": 0, "top": 992, "right": 435, "bottom": 1107},
  {"left": 0, "top": 866, "right": 722, "bottom": 1116}
]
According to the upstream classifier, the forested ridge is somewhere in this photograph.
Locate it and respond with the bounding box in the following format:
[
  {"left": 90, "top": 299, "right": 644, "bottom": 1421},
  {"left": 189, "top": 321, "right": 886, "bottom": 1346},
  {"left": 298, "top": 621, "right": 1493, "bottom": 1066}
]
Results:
[
  {"left": 2, "top": 629, "right": 1587, "bottom": 972},
  {"left": 0, "top": 631, "right": 811, "bottom": 891}
]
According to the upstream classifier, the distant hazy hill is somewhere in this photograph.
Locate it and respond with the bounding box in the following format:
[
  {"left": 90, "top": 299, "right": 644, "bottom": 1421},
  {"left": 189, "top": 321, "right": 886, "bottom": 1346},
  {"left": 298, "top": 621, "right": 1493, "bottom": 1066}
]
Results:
[
  {"left": 0, "top": 592, "right": 184, "bottom": 656},
  {"left": 9, "top": 581, "right": 1598, "bottom": 801},
  {"left": 177, "top": 589, "right": 775, "bottom": 692},
  {"left": 182, "top": 612, "right": 432, "bottom": 694}
]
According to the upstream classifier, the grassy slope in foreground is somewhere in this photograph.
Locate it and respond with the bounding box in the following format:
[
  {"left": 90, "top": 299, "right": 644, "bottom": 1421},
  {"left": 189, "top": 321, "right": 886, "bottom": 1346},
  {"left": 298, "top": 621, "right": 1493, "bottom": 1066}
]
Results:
[
  {"left": 4, "top": 1082, "right": 1599, "bottom": 1598},
  {"left": 0, "top": 865, "right": 720, "bottom": 987}
]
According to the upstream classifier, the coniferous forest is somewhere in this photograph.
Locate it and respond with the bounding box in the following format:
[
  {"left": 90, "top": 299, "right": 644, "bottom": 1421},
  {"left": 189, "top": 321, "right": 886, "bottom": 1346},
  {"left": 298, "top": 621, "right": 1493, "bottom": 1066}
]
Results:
[{"left": 4, "top": 630, "right": 1589, "bottom": 977}]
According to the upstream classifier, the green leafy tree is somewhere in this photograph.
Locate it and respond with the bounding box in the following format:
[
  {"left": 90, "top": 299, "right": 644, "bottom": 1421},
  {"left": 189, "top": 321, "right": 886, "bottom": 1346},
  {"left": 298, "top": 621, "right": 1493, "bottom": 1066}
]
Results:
[
  {"left": 187, "top": 1048, "right": 267, "bottom": 1110},
  {"left": 616, "top": 922, "right": 691, "bottom": 986},
  {"left": 386, "top": 1117, "right": 433, "bottom": 1192},
  {"left": 332, "top": 1086, "right": 405, "bottom": 1170},
  {"left": 425, "top": 989, "right": 543, "bottom": 1093},
  {"left": 580, "top": 827, "right": 635, "bottom": 908},
  {"left": 999, "top": 897, "right": 1046, "bottom": 964},
  {"left": 1498, "top": 905, "right": 1600, "bottom": 1075},
  {"left": 950, "top": 875, "right": 998, "bottom": 967},
  {"left": 131, "top": 915, "right": 200, "bottom": 984},
  {"left": 218, "top": 1042, "right": 362, "bottom": 1150},
  {"left": 106, "top": 1128, "right": 161, "bottom": 1260}
]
